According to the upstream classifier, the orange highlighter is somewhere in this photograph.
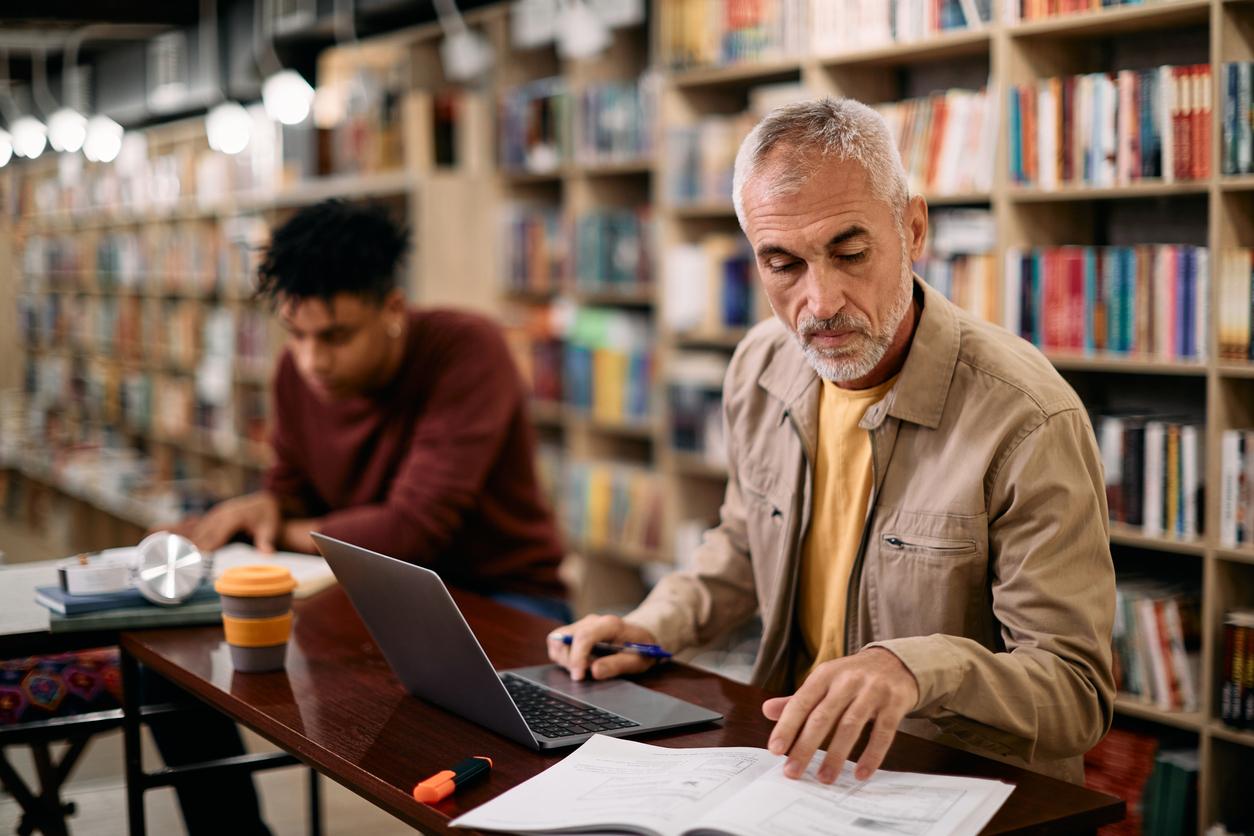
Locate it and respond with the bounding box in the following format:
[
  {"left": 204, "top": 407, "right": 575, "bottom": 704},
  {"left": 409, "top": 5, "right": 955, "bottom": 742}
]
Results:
[{"left": 412, "top": 756, "right": 493, "bottom": 804}]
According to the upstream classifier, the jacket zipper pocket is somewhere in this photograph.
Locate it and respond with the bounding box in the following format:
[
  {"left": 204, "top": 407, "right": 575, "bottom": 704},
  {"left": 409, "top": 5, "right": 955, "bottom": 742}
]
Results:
[{"left": 882, "top": 534, "right": 977, "bottom": 554}]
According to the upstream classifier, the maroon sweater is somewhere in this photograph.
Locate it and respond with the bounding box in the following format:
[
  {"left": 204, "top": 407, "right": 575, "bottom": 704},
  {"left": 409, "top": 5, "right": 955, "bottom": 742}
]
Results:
[{"left": 264, "top": 308, "right": 564, "bottom": 599}]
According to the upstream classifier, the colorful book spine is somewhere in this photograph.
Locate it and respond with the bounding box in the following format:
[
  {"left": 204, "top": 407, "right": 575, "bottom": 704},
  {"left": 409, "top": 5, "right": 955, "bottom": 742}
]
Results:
[
  {"left": 1112, "top": 577, "right": 1202, "bottom": 713},
  {"left": 1009, "top": 64, "right": 1212, "bottom": 187},
  {"left": 1221, "top": 609, "right": 1254, "bottom": 729},
  {"left": 1005, "top": 245, "right": 1208, "bottom": 360},
  {"left": 502, "top": 204, "right": 565, "bottom": 296},
  {"left": 660, "top": 0, "right": 808, "bottom": 71},
  {"left": 499, "top": 77, "right": 571, "bottom": 174},
  {"left": 1220, "top": 429, "right": 1254, "bottom": 547},
  {"left": 1218, "top": 249, "right": 1254, "bottom": 361},
  {"left": 577, "top": 77, "right": 656, "bottom": 165},
  {"left": 875, "top": 88, "right": 995, "bottom": 196},
  {"left": 559, "top": 460, "right": 665, "bottom": 557},
  {"left": 573, "top": 208, "right": 654, "bottom": 295},
  {"left": 1094, "top": 414, "right": 1205, "bottom": 538}
]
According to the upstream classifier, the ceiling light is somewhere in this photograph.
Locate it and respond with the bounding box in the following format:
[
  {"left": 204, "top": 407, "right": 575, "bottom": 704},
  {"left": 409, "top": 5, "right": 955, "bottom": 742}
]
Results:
[
  {"left": 11, "top": 116, "right": 47, "bottom": 159},
  {"left": 83, "top": 115, "right": 124, "bottom": 163},
  {"left": 48, "top": 107, "right": 88, "bottom": 153},
  {"left": 262, "top": 69, "right": 314, "bottom": 125},
  {"left": 441, "top": 30, "right": 494, "bottom": 82},
  {"left": 556, "top": 0, "right": 610, "bottom": 60},
  {"left": 0, "top": 130, "right": 11, "bottom": 168},
  {"left": 206, "top": 101, "right": 251, "bottom": 155}
]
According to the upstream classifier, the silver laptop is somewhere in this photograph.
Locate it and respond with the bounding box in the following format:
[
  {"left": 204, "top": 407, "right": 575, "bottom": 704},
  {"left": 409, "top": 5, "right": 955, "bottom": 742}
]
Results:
[{"left": 311, "top": 533, "right": 723, "bottom": 750}]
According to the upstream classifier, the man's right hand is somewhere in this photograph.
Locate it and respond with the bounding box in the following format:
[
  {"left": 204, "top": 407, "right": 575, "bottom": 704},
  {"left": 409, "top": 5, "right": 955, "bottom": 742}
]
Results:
[
  {"left": 179, "top": 492, "right": 282, "bottom": 553},
  {"left": 546, "top": 614, "right": 661, "bottom": 681}
]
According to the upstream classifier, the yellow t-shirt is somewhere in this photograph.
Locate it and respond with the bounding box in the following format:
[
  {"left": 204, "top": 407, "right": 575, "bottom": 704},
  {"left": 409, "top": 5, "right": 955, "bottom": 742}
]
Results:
[{"left": 797, "top": 374, "right": 898, "bottom": 681}]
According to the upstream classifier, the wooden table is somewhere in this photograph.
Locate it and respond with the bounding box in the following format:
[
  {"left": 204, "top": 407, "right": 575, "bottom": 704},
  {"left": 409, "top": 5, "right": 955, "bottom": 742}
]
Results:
[{"left": 120, "top": 586, "right": 1125, "bottom": 835}]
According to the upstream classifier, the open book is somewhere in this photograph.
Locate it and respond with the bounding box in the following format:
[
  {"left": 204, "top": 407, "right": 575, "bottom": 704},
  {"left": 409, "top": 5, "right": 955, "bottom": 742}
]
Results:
[{"left": 451, "top": 735, "right": 1014, "bottom": 836}]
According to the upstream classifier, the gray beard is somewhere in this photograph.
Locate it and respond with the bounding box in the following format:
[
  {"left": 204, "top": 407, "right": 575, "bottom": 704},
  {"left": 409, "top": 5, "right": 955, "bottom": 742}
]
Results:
[{"left": 794, "top": 263, "right": 913, "bottom": 383}]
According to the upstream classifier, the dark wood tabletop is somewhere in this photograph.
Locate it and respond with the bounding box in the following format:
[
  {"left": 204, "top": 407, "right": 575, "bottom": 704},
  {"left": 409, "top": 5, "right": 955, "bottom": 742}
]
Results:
[{"left": 120, "top": 586, "right": 1124, "bottom": 835}]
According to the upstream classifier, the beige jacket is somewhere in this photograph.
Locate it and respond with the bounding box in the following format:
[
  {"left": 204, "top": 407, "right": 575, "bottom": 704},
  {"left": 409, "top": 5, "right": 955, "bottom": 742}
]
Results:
[{"left": 629, "top": 278, "right": 1116, "bottom": 784}]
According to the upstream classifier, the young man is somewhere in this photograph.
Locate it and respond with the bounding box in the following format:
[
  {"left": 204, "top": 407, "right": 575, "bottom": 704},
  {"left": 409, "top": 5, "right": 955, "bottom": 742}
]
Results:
[
  {"left": 174, "top": 198, "right": 566, "bottom": 614},
  {"left": 155, "top": 200, "right": 566, "bottom": 836},
  {"left": 550, "top": 99, "right": 1115, "bottom": 787}
]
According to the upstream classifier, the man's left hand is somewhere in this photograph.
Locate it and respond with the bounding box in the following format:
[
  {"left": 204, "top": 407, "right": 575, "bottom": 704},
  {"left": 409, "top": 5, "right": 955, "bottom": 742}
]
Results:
[{"left": 762, "top": 647, "right": 919, "bottom": 784}]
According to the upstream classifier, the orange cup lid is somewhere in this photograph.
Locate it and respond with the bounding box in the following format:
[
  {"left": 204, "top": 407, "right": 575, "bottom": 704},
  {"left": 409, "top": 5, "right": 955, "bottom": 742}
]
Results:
[{"left": 215, "top": 565, "right": 297, "bottom": 597}]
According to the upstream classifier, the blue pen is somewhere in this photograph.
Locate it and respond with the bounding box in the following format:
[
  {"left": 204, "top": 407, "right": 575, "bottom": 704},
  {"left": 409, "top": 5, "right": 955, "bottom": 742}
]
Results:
[{"left": 549, "top": 632, "right": 673, "bottom": 660}]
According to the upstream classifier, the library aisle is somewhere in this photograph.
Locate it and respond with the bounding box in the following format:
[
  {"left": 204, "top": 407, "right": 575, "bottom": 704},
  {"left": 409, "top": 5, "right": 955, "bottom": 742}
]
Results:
[{"left": 1, "top": 1, "right": 1253, "bottom": 835}]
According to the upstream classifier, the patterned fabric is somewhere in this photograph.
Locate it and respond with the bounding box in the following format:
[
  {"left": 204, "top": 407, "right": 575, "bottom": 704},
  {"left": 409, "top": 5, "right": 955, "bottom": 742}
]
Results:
[{"left": 0, "top": 648, "right": 122, "bottom": 725}]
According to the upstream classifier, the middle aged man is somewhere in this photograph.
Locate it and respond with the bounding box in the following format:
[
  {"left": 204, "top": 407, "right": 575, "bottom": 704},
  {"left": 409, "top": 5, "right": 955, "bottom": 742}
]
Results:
[{"left": 550, "top": 97, "right": 1115, "bottom": 786}]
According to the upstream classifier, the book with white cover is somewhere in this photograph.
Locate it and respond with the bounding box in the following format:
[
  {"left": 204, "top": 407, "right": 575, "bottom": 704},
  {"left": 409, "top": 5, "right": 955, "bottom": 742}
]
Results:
[{"left": 451, "top": 734, "right": 1014, "bottom": 836}]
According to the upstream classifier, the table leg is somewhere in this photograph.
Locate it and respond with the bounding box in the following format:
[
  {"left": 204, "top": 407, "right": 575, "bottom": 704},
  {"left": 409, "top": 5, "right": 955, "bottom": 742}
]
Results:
[
  {"left": 308, "top": 768, "right": 322, "bottom": 836},
  {"left": 121, "top": 648, "right": 146, "bottom": 836}
]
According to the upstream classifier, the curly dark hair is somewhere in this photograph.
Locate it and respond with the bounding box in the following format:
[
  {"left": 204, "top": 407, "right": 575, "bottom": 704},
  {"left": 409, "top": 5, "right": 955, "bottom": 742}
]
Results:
[{"left": 256, "top": 199, "right": 411, "bottom": 305}]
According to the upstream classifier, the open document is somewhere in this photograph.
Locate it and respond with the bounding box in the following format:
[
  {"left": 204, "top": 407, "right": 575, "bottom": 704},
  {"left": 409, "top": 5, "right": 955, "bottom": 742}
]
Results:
[{"left": 451, "top": 735, "right": 1014, "bottom": 836}]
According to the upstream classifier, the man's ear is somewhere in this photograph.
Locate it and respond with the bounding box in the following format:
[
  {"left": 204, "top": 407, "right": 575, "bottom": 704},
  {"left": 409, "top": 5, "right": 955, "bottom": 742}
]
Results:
[{"left": 907, "top": 195, "right": 929, "bottom": 262}]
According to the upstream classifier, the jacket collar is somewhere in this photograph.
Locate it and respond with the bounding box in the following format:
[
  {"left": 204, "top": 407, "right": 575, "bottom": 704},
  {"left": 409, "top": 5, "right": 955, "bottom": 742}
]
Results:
[{"left": 756, "top": 276, "right": 960, "bottom": 432}]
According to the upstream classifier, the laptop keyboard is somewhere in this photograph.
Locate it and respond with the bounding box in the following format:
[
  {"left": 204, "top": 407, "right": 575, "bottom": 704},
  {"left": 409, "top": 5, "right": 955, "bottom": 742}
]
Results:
[{"left": 502, "top": 674, "right": 640, "bottom": 739}]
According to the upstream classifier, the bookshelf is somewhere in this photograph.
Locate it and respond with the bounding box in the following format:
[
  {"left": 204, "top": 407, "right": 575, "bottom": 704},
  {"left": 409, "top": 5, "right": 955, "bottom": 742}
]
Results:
[{"left": 1, "top": 1, "right": 1252, "bottom": 830}]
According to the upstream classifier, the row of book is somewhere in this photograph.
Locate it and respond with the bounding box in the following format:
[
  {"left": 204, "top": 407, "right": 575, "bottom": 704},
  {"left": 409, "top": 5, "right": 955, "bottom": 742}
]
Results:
[
  {"left": 1095, "top": 414, "right": 1205, "bottom": 538},
  {"left": 812, "top": 0, "right": 990, "bottom": 55},
  {"left": 502, "top": 206, "right": 656, "bottom": 297},
  {"left": 1220, "top": 429, "right": 1254, "bottom": 548},
  {"left": 500, "top": 77, "right": 655, "bottom": 174},
  {"left": 663, "top": 235, "right": 757, "bottom": 336},
  {"left": 563, "top": 308, "right": 654, "bottom": 426},
  {"left": 1011, "top": 0, "right": 1167, "bottom": 23},
  {"left": 667, "top": 353, "right": 730, "bottom": 466},
  {"left": 1216, "top": 248, "right": 1254, "bottom": 361},
  {"left": 17, "top": 295, "right": 276, "bottom": 376},
  {"left": 658, "top": 0, "right": 808, "bottom": 70},
  {"left": 1221, "top": 63, "right": 1254, "bottom": 177},
  {"left": 1112, "top": 578, "right": 1201, "bottom": 713},
  {"left": 1082, "top": 727, "right": 1160, "bottom": 836},
  {"left": 1221, "top": 609, "right": 1254, "bottom": 728},
  {"left": 559, "top": 460, "right": 666, "bottom": 559},
  {"left": 876, "top": 88, "right": 996, "bottom": 197},
  {"left": 1009, "top": 65, "right": 1214, "bottom": 188},
  {"left": 1005, "top": 245, "right": 1210, "bottom": 360},
  {"left": 665, "top": 115, "right": 755, "bottom": 207}
]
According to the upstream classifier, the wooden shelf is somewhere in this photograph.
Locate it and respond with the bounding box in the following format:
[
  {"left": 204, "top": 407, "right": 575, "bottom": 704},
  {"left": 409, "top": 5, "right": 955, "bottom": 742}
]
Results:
[
  {"left": 923, "top": 192, "right": 993, "bottom": 206},
  {"left": 1044, "top": 352, "right": 1208, "bottom": 376},
  {"left": 1007, "top": 182, "right": 1210, "bottom": 202},
  {"left": 1216, "top": 546, "right": 1254, "bottom": 566},
  {"left": 1209, "top": 722, "right": 1254, "bottom": 748},
  {"left": 670, "top": 451, "right": 730, "bottom": 480},
  {"left": 1114, "top": 696, "right": 1203, "bottom": 731},
  {"left": 564, "top": 411, "right": 656, "bottom": 440},
  {"left": 569, "top": 160, "right": 653, "bottom": 177},
  {"left": 669, "top": 60, "right": 803, "bottom": 90},
  {"left": 1008, "top": 0, "right": 1212, "bottom": 38},
  {"left": 668, "top": 202, "right": 737, "bottom": 220},
  {"left": 571, "top": 287, "right": 655, "bottom": 307},
  {"left": 577, "top": 541, "right": 669, "bottom": 567},
  {"left": 816, "top": 28, "right": 991, "bottom": 69},
  {"left": 500, "top": 168, "right": 564, "bottom": 185},
  {"left": 528, "top": 399, "right": 565, "bottom": 426},
  {"left": 1219, "top": 175, "right": 1254, "bottom": 192},
  {"left": 1109, "top": 525, "right": 1207, "bottom": 556},
  {"left": 672, "top": 328, "right": 749, "bottom": 350},
  {"left": 503, "top": 287, "right": 559, "bottom": 304},
  {"left": 1217, "top": 362, "right": 1254, "bottom": 379}
]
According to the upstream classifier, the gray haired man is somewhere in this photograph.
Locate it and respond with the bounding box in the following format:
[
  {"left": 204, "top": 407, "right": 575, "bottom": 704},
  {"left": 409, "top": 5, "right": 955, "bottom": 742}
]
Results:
[{"left": 549, "top": 97, "right": 1115, "bottom": 786}]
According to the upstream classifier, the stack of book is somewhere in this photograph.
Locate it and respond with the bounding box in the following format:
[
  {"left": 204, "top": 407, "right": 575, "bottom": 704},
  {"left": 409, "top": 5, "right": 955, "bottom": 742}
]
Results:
[
  {"left": 812, "top": 0, "right": 991, "bottom": 56},
  {"left": 917, "top": 209, "right": 997, "bottom": 322},
  {"left": 1084, "top": 726, "right": 1159, "bottom": 836},
  {"left": 658, "top": 0, "right": 807, "bottom": 70},
  {"left": 1217, "top": 249, "right": 1254, "bottom": 361},
  {"left": 1220, "top": 429, "right": 1254, "bottom": 548},
  {"left": 504, "top": 303, "right": 565, "bottom": 406},
  {"left": 667, "top": 353, "right": 730, "bottom": 466},
  {"left": 559, "top": 460, "right": 665, "bottom": 559},
  {"left": 1095, "top": 413, "right": 1205, "bottom": 538},
  {"left": 663, "top": 235, "right": 756, "bottom": 336},
  {"left": 1009, "top": 65, "right": 1213, "bottom": 187},
  {"left": 563, "top": 308, "right": 653, "bottom": 426},
  {"left": 573, "top": 209, "right": 654, "bottom": 296},
  {"left": 1113, "top": 577, "right": 1202, "bottom": 713},
  {"left": 503, "top": 204, "right": 565, "bottom": 297},
  {"left": 577, "top": 77, "right": 655, "bottom": 166},
  {"left": 1221, "top": 609, "right": 1254, "bottom": 729},
  {"left": 877, "top": 89, "right": 996, "bottom": 197},
  {"left": 1005, "top": 244, "right": 1209, "bottom": 360},
  {"left": 1140, "top": 750, "right": 1200, "bottom": 836},
  {"left": 35, "top": 582, "right": 222, "bottom": 632},
  {"left": 500, "top": 77, "right": 571, "bottom": 174}
]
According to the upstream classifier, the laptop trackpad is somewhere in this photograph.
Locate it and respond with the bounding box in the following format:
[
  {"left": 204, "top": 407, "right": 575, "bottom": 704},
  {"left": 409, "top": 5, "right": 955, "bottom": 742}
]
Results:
[{"left": 505, "top": 664, "right": 723, "bottom": 727}]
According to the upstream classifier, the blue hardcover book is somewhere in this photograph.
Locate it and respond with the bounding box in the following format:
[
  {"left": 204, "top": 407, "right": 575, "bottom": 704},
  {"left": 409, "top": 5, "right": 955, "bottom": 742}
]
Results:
[
  {"left": 35, "top": 582, "right": 217, "bottom": 616},
  {"left": 1176, "top": 247, "right": 1190, "bottom": 360},
  {"left": 1009, "top": 88, "right": 1023, "bottom": 184},
  {"left": 1119, "top": 248, "right": 1134, "bottom": 354},
  {"left": 1225, "top": 64, "right": 1238, "bottom": 176},
  {"left": 1182, "top": 247, "right": 1195, "bottom": 359}
]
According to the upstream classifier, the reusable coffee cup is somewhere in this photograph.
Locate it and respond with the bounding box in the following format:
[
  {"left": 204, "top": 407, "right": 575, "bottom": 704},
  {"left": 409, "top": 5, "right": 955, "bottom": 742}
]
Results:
[{"left": 215, "top": 565, "right": 297, "bottom": 673}]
